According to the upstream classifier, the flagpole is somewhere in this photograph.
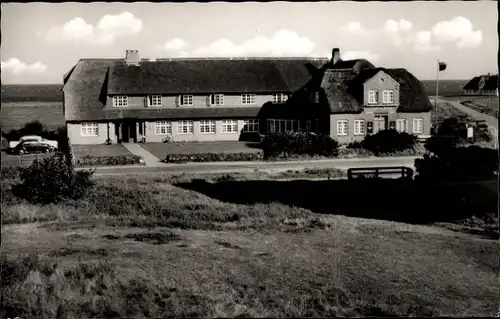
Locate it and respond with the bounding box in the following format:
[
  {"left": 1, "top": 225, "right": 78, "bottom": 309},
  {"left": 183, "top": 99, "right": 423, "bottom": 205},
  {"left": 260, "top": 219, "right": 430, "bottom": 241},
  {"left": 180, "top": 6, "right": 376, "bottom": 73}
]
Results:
[{"left": 435, "top": 59, "right": 440, "bottom": 132}]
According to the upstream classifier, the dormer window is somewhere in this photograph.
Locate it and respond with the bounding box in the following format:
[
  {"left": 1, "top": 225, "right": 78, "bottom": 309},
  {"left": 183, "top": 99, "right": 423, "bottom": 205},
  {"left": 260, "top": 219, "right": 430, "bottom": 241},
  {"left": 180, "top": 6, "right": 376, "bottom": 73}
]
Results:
[
  {"left": 383, "top": 90, "right": 394, "bottom": 104},
  {"left": 368, "top": 90, "right": 379, "bottom": 104},
  {"left": 147, "top": 95, "right": 162, "bottom": 107},
  {"left": 113, "top": 96, "right": 128, "bottom": 107},
  {"left": 209, "top": 94, "right": 224, "bottom": 106},
  {"left": 273, "top": 93, "right": 288, "bottom": 104},
  {"left": 179, "top": 95, "right": 193, "bottom": 106},
  {"left": 241, "top": 94, "right": 256, "bottom": 105}
]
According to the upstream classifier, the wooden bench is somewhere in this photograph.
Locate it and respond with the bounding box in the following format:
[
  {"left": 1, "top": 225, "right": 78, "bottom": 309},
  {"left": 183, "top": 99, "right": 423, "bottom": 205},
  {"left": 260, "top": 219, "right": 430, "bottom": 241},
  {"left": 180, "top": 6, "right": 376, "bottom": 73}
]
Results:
[{"left": 347, "top": 166, "right": 414, "bottom": 180}]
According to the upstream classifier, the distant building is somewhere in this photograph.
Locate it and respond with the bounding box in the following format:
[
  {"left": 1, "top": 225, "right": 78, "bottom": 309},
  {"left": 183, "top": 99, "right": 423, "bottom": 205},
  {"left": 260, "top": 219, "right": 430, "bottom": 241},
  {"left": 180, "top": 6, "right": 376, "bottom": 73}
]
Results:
[{"left": 463, "top": 73, "right": 499, "bottom": 96}]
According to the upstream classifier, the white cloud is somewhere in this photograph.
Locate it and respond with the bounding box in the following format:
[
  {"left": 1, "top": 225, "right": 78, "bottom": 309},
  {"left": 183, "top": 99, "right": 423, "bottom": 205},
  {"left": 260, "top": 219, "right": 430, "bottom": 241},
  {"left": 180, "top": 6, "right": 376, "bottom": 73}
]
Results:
[
  {"left": 431, "top": 16, "right": 482, "bottom": 48},
  {"left": 42, "top": 12, "right": 142, "bottom": 45},
  {"left": 1, "top": 58, "right": 48, "bottom": 74},
  {"left": 192, "top": 29, "right": 315, "bottom": 57},
  {"left": 164, "top": 38, "right": 188, "bottom": 51},
  {"left": 384, "top": 19, "right": 413, "bottom": 33},
  {"left": 341, "top": 50, "right": 380, "bottom": 61},
  {"left": 337, "top": 22, "right": 368, "bottom": 36},
  {"left": 413, "top": 31, "right": 441, "bottom": 53}
]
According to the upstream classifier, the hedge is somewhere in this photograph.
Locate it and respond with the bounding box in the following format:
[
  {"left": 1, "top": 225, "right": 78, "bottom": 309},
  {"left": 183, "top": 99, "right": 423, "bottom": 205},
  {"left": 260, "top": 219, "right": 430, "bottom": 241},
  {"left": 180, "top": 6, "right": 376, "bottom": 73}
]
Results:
[
  {"left": 164, "top": 152, "right": 264, "bottom": 163},
  {"left": 261, "top": 132, "right": 339, "bottom": 159},
  {"left": 76, "top": 155, "right": 145, "bottom": 167}
]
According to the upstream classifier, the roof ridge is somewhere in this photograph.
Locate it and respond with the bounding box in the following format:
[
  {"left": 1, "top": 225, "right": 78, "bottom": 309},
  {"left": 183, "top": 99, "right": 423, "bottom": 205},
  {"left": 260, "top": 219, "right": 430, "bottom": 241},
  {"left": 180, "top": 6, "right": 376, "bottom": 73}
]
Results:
[{"left": 144, "top": 57, "right": 329, "bottom": 61}]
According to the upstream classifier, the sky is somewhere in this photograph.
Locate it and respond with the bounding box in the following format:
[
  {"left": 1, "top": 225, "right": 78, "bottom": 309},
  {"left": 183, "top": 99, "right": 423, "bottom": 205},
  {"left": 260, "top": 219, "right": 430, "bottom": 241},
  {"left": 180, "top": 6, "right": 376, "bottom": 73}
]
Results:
[{"left": 1, "top": 1, "right": 498, "bottom": 84}]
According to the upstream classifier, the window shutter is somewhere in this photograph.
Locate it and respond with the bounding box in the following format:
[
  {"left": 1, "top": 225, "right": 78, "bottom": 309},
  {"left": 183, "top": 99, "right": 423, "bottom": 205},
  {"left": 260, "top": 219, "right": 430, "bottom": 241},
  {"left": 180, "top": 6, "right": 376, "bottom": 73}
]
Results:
[
  {"left": 206, "top": 95, "right": 211, "bottom": 107},
  {"left": 175, "top": 95, "right": 180, "bottom": 107},
  {"left": 389, "top": 121, "right": 396, "bottom": 130},
  {"left": 367, "top": 121, "right": 373, "bottom": 134},
  {"left": 220, "top": 94, "right": 224, "bottom": 105},
  {"left": 145, "top": 96, "right": 149, "bottom": 108}
]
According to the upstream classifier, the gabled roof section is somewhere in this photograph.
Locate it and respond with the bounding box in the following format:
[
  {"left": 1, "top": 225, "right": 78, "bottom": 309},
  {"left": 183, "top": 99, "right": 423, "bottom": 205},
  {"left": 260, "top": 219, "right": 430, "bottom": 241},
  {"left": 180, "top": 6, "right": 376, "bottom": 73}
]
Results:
[
  {"left": 63, "top": 59, "right": 115, "bottom": 121},
  {"left": 463, "top": 75, "right": 498, "bottom": 91},
  {"left": 483, "top": 75, "right": 499, "bottom": 90},
  {"left": 382, "top": 68, "right": 433, "bottom": 112},
  {"left": 107, "top": 58, "right": 328, "bottom": 95},
  {"left": 329, "top": 67, "right": 432, "bottom": 113},
  {"left": 463, "top": 76, "right": 481, "bottom": 90},
  {"left": 320, "top": 70, "right": 363, "bottom": 113}
]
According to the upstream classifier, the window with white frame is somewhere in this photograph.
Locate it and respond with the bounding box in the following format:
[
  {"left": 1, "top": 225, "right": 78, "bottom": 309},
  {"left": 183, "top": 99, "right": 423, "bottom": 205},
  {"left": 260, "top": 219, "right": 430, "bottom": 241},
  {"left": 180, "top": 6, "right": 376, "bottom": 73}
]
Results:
[
  {"left": 113, "top": 96, "right": 128, "bottom": 107},
  {"left": 241, "top": 94, "right": 256, "bottom": 105},
  {"left": 147, "top": 95, "right": 162, "bottom": 107},
  {"left": 413, "top": 118, "right": 424, "bottom": 134},
  {"left": 243, "top": 119, "right": 259, "bottom": 133},
  {"left": 81, "top": 122, "right": 99, "bottom": 137},
  {"left": 210, "top": 94, "right": 224, "bottom": 106},
  {"left": 199, "top": 120, "right": 216, "bottom": 134},
  {"left": 268, "top": 119, "right": 300, "bottom": 133},
  {"left": 177, "top": 120, "right": 194, "bottom": 134},
  {"left": 180, "top": 95, "right": 193, "bottom": 106},
  {"left": 368, "top": 90, "right": 379, "bottom": 104},
  {"left": 396, "top": 119, "right": 407, "bottom": 132},
  {"left": 383, "top": 90, "right": 394, "bottom": 104},
  {"left": 155, "top": 121, "right": 172, "bottom": 135},
  {"left": 337, "top": 120, "right": 348, "bottom": 136},
  {"left": 221, "top": 120, "right": 239, "bottom": 133},
  {"left": 354, "top": 120, "right": 365, "bottom": 135},
  {"left": 273, "top": 93, "right": 288, "bottom": 104}
]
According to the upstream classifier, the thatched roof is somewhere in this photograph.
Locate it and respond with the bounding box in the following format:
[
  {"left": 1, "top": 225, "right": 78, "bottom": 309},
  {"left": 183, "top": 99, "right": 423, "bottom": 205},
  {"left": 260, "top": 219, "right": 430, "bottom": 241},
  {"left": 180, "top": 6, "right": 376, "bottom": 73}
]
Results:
[
  {"left": 463, "top": 74, "right": 498, "bottom": 91},
  {"left": 320, "top": 70, "right": 363, "bottom": 113},
  {"left": 295, "top": 66, "right": 432, "bottom": 114},
  {"left": 64, "top": 58, "right": 327, "bottom": 122}
]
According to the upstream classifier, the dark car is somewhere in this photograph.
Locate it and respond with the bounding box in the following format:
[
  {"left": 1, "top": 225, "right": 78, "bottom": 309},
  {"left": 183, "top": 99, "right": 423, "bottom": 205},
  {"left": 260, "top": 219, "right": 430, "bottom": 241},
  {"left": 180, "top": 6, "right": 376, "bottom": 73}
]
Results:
[{"left": 12, "top": 139, "right": 56, "bottom": 155}]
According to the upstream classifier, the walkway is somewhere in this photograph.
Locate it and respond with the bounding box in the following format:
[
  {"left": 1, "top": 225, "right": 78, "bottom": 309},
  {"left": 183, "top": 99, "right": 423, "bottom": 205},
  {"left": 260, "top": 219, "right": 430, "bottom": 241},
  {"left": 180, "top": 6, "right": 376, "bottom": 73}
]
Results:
[
  {"left": 121, "top": 143, "right": 165, "bottom": 167},
  {"left": 437, "top": 98, "right": 498, "bottom": 129}
]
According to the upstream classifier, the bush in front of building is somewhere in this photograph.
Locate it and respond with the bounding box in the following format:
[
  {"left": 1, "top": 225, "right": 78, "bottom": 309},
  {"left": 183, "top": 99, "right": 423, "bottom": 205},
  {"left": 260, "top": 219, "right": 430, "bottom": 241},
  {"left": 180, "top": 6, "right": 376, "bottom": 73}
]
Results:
[
  {"left": 76, "top": 155, "right": 145, "bottom": 167},
  {"left": 361, "top": 130, "right": 417, "bottom": 155},
  {"left": 260, "top": 132, "right": 339, "bottom": 159},
  {"left": 13, "top": 155, "right": 95, "bottom": 204},
  {"left": 164, "top": 152, "right": 264, "bottom": 163}
]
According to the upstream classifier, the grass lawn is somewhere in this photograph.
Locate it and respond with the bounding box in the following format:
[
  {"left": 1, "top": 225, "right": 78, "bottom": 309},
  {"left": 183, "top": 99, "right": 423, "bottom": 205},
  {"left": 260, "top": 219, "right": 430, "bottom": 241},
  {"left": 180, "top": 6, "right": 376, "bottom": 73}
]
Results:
[
  {"left": 1, "top": 152, "right": 57, "bottom": 167},
  {"left": 141, "top": 141, "right": 262, "bottom": 159},
  {"left": 72, "top": 144, "right": 134, "bottom": 159},
  {"left": 0, "top": 102, "right": 64, "bottom": 132},
  {"left": 1, "top": 172, "right": 498, "bottom": 318}
]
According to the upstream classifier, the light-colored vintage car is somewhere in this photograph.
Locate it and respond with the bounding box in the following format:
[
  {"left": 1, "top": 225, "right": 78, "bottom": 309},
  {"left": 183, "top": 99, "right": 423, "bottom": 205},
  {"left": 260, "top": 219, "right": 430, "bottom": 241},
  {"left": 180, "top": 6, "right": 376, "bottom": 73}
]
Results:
[{"left": 9, "top": 135, "right": 58, "bottom": 150}]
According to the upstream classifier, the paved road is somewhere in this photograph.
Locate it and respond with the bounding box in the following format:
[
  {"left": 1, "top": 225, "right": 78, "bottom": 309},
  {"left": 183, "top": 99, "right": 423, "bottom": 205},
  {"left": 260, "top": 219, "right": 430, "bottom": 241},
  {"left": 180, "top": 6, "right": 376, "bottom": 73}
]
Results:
[
  {"left": 437, "top": 98, "right": 498, "bottom": 129},
  {"left": 77, "top": 156, "right": 421, "bottom": 176}
]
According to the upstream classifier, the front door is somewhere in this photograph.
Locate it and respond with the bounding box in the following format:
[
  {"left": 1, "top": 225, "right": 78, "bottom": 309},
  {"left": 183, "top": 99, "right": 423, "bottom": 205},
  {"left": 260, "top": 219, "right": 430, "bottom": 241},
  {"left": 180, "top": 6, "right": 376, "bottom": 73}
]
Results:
[
  {"left": 373, "top": 115, "right": 388, "bottom": 134},
  {"left": 120, "top": 120, "right": 138, "bottom": 143}
]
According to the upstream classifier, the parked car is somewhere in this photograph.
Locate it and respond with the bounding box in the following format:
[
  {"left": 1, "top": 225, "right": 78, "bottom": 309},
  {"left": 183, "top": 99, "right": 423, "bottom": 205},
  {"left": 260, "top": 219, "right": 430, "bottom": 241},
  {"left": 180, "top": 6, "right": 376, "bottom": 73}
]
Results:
[
  {"left": 9, "top": 135, "right": 58, "bottom": 150},
  {"left": 11, "top": 139, "right": 57, "bottom": 155}
]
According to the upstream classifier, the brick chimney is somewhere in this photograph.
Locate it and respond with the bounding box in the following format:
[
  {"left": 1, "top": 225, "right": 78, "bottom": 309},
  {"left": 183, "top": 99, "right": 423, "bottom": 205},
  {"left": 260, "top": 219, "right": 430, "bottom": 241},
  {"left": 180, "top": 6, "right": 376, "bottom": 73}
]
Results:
[
  {"left": 331, "top": 48, "right": 341, "bottom": 65},
  {"left": 125, "top": 50, "right": 140, "bottom": 66}
]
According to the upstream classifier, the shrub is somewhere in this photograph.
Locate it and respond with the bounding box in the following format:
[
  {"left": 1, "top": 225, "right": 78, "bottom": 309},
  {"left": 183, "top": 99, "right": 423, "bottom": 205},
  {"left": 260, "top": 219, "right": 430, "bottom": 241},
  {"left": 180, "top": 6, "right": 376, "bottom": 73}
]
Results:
[
  {"left": 14, "top": 155, "right": 95, "bottom": 204},
  {"left": 415, "top": 145, "right": 499, "bottom": 182},
  {"left": 361, "top": 130, "right": 417, "bottom": 155},
  {"left": 164, "top": 152, "right": 264, "bottom": 163},
  {"left": 260, "top": 132, "right": 339, "bottom": 159},
  {"left": 76, "top": 155, "right": 144, "bottom": 167},
  {"left": 1, "top": 166, "right": 21, "bottom": 180}
]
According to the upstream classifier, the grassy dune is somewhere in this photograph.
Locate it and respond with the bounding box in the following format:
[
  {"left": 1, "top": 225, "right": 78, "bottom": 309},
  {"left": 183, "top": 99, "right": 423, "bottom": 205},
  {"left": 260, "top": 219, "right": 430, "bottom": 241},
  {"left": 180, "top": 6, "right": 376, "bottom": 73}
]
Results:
[{"left": 1, "top": 172, "right": 498, "bottom": 318}]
